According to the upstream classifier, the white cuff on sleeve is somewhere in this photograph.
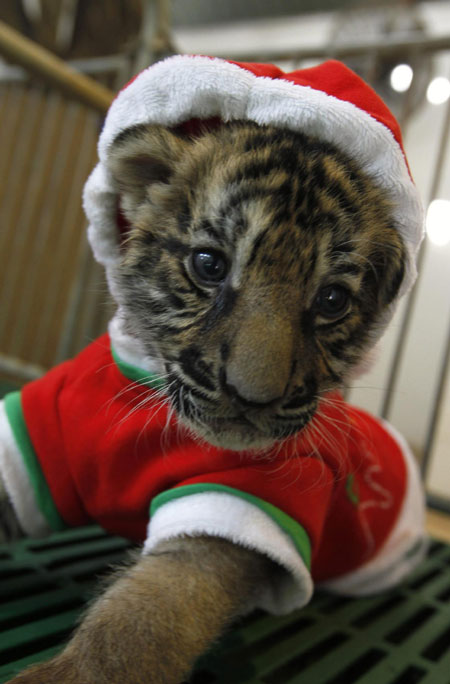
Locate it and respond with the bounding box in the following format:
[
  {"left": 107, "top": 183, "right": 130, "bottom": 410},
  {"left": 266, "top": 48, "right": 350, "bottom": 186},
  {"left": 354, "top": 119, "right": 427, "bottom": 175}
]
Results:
[
  {"left": 0, "top": 400, "right": 51, "bottom": 537},
  {"left": 143, "top": 491, "right": 313, "bottom": 615}
]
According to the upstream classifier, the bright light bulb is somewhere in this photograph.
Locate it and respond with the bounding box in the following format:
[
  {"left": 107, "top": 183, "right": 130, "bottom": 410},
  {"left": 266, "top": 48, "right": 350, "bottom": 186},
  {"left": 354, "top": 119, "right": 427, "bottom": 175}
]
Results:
[
  {"left": 426, "top": 199, "right": 450, "bottom": 246},
  {"left": 390, "top": 64, "right": 413, "bottom": 93},
  {"left": 426, "top": 77, "right": 450, "bottom": 105}
]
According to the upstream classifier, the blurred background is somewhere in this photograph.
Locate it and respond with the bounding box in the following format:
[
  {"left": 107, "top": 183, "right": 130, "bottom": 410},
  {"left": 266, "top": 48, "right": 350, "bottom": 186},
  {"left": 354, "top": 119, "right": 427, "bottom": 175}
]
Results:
[{"left": 0, "top": 0, "right": 449, "bottom": 521}]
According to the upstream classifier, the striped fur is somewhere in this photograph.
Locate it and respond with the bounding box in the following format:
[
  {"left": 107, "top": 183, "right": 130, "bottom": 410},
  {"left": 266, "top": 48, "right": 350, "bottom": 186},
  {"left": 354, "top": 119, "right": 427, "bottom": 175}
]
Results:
[{"left": 107, "top": 121, "right": 406, "bottom": 449}]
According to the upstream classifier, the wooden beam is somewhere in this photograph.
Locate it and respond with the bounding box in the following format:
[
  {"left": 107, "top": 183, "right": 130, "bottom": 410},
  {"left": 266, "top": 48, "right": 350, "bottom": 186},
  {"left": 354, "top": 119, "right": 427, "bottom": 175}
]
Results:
[{"left": 0, "top": 20, "right": 114, "bottom": 113}]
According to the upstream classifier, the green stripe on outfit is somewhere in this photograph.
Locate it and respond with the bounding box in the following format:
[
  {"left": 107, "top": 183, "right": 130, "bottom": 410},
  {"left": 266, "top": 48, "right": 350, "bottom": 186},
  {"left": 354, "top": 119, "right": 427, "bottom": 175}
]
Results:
[
  {"left": 4, "top": 391, "right": 67, "bottom": 531},
  {"left": 111, "top": 346, "right": 165, "bottom": 390},
  {"left": 150, "top": 483, "right": 312, "bottom": 570}
]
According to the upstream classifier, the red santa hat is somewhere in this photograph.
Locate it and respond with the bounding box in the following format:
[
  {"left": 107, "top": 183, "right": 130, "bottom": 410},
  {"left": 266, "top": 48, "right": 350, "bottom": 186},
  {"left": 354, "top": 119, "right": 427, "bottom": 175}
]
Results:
[{"left": 83, "top": 55, "right": 423, "bottom": 324}]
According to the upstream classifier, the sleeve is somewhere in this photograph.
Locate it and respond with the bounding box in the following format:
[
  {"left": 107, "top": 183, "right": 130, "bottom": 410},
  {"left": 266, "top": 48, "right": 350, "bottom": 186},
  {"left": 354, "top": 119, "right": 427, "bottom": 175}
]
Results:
[
  {"left": 144, "top": 486, "right": 314, "bottom": 615},
  {"left": 0, "top": 392, "right": 61, "bottom": 537},
  {"left": 0, "top": 356, "right": 90, "bottom": 537},
  {"left": 318, "top": 419, "right": 428, "bottom": 596},
  {"left": 142, "top": 406, "right": 428, "bottom": 613},
  {"left": 142, "top": 457, "right": 337, "bottom": 616}
]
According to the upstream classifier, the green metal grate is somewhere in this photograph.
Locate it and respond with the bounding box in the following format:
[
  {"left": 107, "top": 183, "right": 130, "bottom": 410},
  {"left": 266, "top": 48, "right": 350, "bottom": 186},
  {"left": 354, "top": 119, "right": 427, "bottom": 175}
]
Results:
[{"left": 1, "top": 528, "right": 450, "bottom": 684}]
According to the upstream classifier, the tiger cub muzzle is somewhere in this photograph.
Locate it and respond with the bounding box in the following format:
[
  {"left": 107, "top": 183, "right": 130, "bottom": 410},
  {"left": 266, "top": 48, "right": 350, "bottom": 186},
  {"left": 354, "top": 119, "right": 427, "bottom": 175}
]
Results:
[{"left": 170, "top": 294, "right": 319, "bottom": 450}]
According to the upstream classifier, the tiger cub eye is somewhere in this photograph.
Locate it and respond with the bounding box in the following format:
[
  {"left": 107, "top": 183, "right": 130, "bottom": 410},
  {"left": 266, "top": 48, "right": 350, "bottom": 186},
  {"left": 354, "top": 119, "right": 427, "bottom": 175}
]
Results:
[
  {"left": 192, "top": 249, "right": 228, "bottom": 284},
  {"left": 315, "top": 285, "right": 350, "bottom": 321}
]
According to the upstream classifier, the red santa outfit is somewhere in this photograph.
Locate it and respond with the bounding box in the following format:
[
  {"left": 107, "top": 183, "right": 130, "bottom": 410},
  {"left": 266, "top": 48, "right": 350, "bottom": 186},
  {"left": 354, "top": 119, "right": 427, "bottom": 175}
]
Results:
[
  {"left": 0, "top": 56, "right": 426, "bottom": 614},
  {"left": 0, "top": 333, "right": 426, "bottom": 612}
]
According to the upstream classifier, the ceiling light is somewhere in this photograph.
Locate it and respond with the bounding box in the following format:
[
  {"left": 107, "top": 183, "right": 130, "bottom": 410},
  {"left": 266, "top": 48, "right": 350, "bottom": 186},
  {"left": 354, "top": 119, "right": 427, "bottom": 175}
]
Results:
[
  {"left": 426, "top": 77, "right": 450, "bottom": 105},
  {"left": 390, "top": 64, "right": 413, "bottom": 92},
  {"left": 426, "top": 199, "right": 450, "bottom": 246}
]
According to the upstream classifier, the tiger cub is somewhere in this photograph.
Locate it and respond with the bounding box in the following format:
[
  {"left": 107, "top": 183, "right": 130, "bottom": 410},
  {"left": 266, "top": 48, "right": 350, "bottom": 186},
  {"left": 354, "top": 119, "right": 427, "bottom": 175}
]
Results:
[
  {"left": 9, "top": 122, "right": 406, "bottom": 684},
  {"left": 109, "top": 120, "right": 404, "bottom": 450}
]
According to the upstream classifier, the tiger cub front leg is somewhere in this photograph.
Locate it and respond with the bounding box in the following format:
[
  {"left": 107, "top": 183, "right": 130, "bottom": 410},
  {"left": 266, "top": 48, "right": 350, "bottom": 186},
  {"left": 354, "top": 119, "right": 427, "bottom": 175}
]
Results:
[{"left": 8, "top": 536, "right": 276, "bottom": 684}]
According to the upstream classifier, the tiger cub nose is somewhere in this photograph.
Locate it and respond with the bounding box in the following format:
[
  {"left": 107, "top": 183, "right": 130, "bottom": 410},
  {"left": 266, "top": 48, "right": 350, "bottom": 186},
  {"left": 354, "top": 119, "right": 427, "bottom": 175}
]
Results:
[
  {"left": 223, "top": 379, "right": 282, "bottom": 409},
  {"left": 222, "top": 306, "right": 295, "bottom": 407}
]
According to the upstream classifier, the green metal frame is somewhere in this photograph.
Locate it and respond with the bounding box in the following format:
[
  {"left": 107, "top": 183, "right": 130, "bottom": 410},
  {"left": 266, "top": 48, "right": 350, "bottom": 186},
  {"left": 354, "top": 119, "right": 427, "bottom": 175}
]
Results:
[{"left": 1, "top": 528, "right": 450, "bottom": 683}]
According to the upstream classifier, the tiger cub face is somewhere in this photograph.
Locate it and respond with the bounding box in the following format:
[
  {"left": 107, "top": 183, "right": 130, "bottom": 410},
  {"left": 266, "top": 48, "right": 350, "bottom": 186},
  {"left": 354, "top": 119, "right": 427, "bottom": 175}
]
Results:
[{"left": 107, "top": 121, "right": 405, "bottom": 450}]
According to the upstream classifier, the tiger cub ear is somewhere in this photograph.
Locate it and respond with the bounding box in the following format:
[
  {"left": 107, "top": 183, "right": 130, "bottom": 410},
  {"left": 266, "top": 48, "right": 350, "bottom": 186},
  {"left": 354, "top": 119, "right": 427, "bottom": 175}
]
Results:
[
  {"left": 367, "top": 228, "right": 406, "bottom": 310},
  {"left": 107, "top": 124, "right": 190, "bottom": 220}
]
